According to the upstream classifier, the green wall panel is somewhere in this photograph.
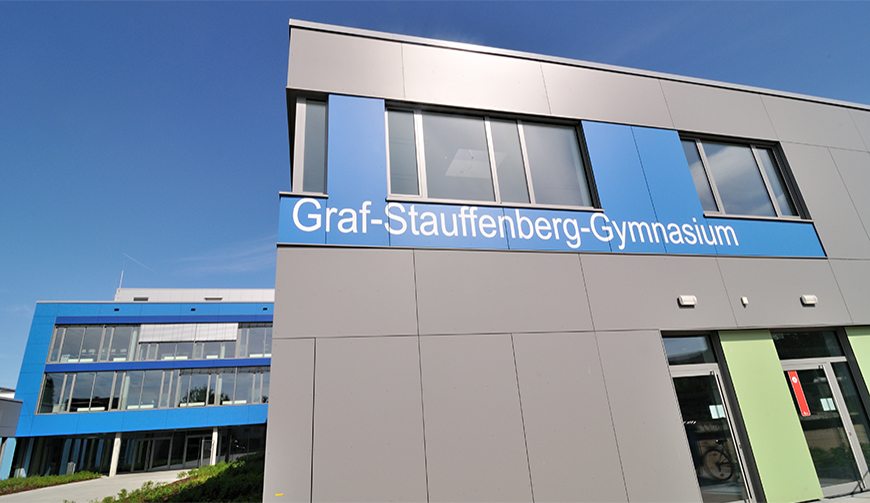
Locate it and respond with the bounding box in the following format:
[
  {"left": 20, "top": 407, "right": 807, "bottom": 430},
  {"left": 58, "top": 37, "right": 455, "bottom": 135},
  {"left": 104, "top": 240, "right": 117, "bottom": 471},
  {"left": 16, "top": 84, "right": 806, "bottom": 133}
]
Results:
[
  {"left": 720, "top": 330, "right": 821, "bottom": 503},
  {"left": 846, "top": 327, "right": 870, "bottom": 385}
]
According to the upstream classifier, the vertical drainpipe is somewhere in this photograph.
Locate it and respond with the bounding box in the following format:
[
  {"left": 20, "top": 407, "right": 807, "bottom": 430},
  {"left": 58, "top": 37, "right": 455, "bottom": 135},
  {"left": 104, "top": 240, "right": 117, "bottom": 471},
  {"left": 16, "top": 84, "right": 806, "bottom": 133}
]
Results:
[{"left": 109, "top": 432, "right": 121, "bottom": 477}]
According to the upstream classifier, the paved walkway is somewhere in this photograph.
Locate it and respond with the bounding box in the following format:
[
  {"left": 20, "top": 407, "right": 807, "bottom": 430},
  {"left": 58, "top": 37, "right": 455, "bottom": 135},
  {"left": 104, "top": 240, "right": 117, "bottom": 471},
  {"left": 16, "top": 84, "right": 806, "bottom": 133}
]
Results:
[{"left": 0, "top": 469, "right": 187, "bottom": 503}]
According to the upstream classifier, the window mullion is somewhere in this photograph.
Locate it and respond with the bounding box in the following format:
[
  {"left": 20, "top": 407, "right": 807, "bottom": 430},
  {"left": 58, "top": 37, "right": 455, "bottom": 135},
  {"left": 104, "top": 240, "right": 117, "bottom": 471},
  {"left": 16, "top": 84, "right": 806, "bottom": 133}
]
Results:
[
  {"left": 696, "top": 141, "right": 725, "bottom": 214},
  {"left": 751, "top": 145, "right": 783, "bottom": 217},
  {"left": 516, "top": 121, "right": 536, "bottom": 205},
  {"left": 484, "top": 118, "right": 502, "bottom": 203},
  {"left": 414, "top": 110, "right": 428, "bottom": 198},
  {"left": 292, "top": 97, "right": 307, "bottom": 193}
]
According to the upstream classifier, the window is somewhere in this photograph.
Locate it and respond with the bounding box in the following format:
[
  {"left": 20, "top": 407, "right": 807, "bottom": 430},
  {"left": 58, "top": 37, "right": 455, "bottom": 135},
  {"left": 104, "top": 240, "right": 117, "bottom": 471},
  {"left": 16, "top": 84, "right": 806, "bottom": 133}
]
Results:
[
  {"left": 292, "top": 97, "right": 328, "bottom": 194},
  {"left": 681, "top": 138, "right": 800, "bottom": 218},
  {"left": 387, "top": 109, "right": 595, "bottom": 208},
  {"left": 36, "top": 367, "right": 270, "bottom": 414}
]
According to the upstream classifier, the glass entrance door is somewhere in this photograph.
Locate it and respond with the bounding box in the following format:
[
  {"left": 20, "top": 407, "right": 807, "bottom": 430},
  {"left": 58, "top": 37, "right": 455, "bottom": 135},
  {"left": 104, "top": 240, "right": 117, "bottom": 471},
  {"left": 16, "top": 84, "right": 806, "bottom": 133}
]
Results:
[
  {"left": 131, "top": 437, "right": 172, "bottom": 472},
  {"left": 183, "top": 435, "right": 212, "bottom": 469},
  {"left": 782, "top": 361, "right": 870, "bottom": 497},
  {"left": 665, "top": 335, "right": 752, "bottom": 503}
]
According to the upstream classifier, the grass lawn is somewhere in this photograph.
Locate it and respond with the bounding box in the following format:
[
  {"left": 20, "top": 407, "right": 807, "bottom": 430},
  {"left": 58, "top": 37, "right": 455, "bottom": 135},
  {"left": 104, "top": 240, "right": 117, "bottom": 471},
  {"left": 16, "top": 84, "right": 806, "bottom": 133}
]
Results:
[
  {"left": 0, "top": 471, "right": 102, "bottom": 496},
  {"left": 93, "top": 452, "right": 264, "bottom": 503}
]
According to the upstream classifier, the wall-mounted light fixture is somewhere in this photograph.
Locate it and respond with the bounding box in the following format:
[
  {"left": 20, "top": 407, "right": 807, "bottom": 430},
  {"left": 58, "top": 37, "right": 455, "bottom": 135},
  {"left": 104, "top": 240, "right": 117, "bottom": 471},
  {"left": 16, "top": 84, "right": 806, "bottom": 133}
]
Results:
[
  {"left": 800, "top": 294, "right": 818, "bottom": 306},
  {"left": 678, "top": 295, "right": 697, "bottom": 307},
  {"left": 741, "top": 296, "right": 749, "bottom": 307}
]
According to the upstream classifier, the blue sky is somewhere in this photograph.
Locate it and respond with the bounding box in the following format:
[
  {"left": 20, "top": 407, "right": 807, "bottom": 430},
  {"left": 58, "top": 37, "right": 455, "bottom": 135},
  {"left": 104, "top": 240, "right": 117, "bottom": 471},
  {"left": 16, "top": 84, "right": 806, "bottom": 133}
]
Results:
[{"left": 1, "top": 1, "right": 869, "bottom": 388}]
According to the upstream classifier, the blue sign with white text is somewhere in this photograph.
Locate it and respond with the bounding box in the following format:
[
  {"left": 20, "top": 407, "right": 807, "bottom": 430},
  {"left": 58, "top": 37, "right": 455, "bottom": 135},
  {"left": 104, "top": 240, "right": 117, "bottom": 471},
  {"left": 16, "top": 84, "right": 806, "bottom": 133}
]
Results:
[{"left": 279, "top": 96, "right": 825, "bottom": 258}]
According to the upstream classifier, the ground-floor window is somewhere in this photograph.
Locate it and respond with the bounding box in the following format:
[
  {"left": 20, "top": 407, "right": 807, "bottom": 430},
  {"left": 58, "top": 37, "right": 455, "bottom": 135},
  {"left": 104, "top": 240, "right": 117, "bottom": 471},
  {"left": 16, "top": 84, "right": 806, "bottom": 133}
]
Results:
[{"left": 10, "top": 425, "right": 267, "bottom": 477}]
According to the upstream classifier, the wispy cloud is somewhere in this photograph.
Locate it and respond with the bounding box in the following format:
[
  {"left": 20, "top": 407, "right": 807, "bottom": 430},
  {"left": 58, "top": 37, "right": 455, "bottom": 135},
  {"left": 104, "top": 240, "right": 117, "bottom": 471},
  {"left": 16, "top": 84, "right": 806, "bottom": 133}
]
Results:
[
  {"left": 1, "top": 303, "right": 34, "bottom": 318},
  {"left": 170, "top": 235, "right": 277, "bottom": 276}
]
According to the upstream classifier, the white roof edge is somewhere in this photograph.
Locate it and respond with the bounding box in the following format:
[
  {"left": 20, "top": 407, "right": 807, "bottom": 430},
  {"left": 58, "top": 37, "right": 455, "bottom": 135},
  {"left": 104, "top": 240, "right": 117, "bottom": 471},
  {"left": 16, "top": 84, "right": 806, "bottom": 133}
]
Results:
[{"left": 288, "top": 18, "right": 870, "bottom": 112}]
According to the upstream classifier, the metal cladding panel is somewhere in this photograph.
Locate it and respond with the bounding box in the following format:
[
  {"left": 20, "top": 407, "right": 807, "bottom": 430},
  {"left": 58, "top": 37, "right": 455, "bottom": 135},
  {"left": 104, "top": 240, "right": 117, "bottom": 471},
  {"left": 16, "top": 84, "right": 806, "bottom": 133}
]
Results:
[
  {"left": 325, "top": 95, "right": 390, "bottom": 247},
  {"left": 20, "top": 344, "right": 49, "bottom": 367},
  {"left": 846, "top": 327, "right": 870, "bottom": 387},
  {"left": 541, "top": 63, "right": 672, "bottom": 128},
  {"left": 33, "top": 303, "right": 58, "bottom": 317},
  {"left": 287, "top": 28, "right": 404, "bottom": 99},
  {"left": 29, "top": 413, "right": 80, "bottom": 437},
  {"left": 512, "top": 332, "right": 628, "bottom": 502},
  {"left": 310, "top": 337, "right": 427, "bottom": 502},
  {"left": 710, "top": 218, "right": 824, "bottom": 257},
  {"left": 387, "top": 203, "right": 510, "bottom": 250},
  {"left": 402, "top": 44, "right": 550, "bottom": 115},
  {"left": 829, "top": 260, "right": 870, "bottom": 324},
  {"left": 98, "top": 303, "right": 142, "bottom": 317},
  {"left": 719, "top": 330, "right": 822, "bottom": 503},
  {"left": 829, "top": 148, "right": 870, "bottom": 238},
  {"left": 659, "top": 80, "right": 777, "bottom": 140},
  {"left": 414, "top": 249, "right": 592, "bottom": 335},
  {"left": 783, "top": 142, "right": 870, "bottom": 258},
  {"left": 205, "top": 404, "right": 252, "bottom": 427},
  {"left": 278, "top": 197, "right": 326, "bottom": 245},
  {"left": 274, "top": 247, "right": 417, "bottom": 338},
  {"left": 420, "top": 334, "right": 533, "bottom": 502},
  {"left": 56, "top": 304, "right": 101, "bottom": 317},
  {"left": 716, "top": 257, "right": 851, "bottom": 328},
  {"left": 762, "top": 95, "right": 866, "bottom": 150},
  {"left": 581, "top": 254, "right": 736, "bottom": 332},
  {"left": 850, "top": 109, "right": 870, "bottom": 150},
  {"left": 631, "top": 126, "right": 717, "bottom": 255},
  {"left": 121, "top": 410, "right": 169, "bottom": 432},
  {"left": 138, "top": 303, "right": 184, "bottom": 317},
  {"left": 595, "top": 330, "right": 700, "bottom": 503},
  {"left": 75, "top": 411, "right": 125, "bottom": 435},
  {"left": 162, "top": 407, "right": 214, "bottom": 430},
  {"left": 584, "top": 121, "right": 665, "bottom": 254},
  {"left": 263, "top": 339, "right": 314, "bottom": 503}
]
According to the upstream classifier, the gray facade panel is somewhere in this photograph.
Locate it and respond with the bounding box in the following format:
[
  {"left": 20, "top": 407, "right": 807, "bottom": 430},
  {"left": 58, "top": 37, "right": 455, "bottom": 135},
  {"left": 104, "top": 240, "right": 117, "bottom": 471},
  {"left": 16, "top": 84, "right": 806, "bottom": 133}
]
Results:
[
  {"left": 829, "top": 148, "right": 870, "bottom": 240},
  {"left": 581, "top": 254, "right": 737, "bottom": 332},
  {"left": 310, "top": 336, "right": 427, "bottom": 502},
  {"left": 420, "top": 334, "right": 533, "bottom": 502},
  {"left": 402, "top": 44, "right": 551, "bottom": 115},
  {"left": 781, "top": 142, "right": 870, "bottom": 259},
  {"left": 512, "top": 332, "right": 628, "bottom": 502},
  {"left": 762, "top": 95, "right": 866, "bottom": 150},
  {"left": 850, "top": 109, "right": 870, "bottom": 151},
  {"left": 414, "top": 250, "right": 592, "bottom": 335},
  {"left": 288, "top": 28, "right": 404, "bottom": 99},
  {"left": 660, "top": 81, "right": 777, "bottom": 140},
  {"left": 542, "top": 63, "right": 673, "bottom": 128},
  {"left": 263, "top": 338, "right": 315, "bottom": 503},
  {"left": 275, "top": 247, "right": 418, "bottom": 337},
  {"left": 716, "top": 257, "right": 851, "bottom": 328},
  {"left": 596, "top": 330, "right": 700, "bottom": 503},
  {"left": 829, "top": 259, "right": 870, "bottom": 325}
]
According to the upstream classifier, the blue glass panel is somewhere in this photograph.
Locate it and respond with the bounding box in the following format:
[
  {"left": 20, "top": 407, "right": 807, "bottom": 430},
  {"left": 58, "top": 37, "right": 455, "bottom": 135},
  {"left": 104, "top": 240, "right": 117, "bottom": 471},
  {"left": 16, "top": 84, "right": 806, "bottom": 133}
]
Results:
[
  {"left": 279, "top": 196, "right": 327, "bottom": 244},
  {"left": 632, "top": 126, "right": 718, "bottom": 255},
  {"left": 710, "top": 219, "right": 824, "bottom": 257},
  {"left": 583, "top": 121, "right": 665, "bottom": 253},
  {"left": 325, "top": 95, "right": 390, "bottom": 246},
  {"left": 504, "top": 208, "right": 611, "bottom": 252}
]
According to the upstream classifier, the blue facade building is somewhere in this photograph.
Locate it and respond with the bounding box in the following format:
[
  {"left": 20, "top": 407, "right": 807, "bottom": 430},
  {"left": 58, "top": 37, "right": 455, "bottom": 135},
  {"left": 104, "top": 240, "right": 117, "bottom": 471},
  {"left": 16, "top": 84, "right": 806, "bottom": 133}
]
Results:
[{"left": 4, "top": 289, "right": 273, "bottom": 478}]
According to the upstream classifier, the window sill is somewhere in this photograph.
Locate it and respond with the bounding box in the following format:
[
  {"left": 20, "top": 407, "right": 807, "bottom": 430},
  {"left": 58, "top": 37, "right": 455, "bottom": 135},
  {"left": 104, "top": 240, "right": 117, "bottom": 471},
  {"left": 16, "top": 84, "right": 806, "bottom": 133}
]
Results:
[
  {"left": 280, "top": 191, "right": 328, "bottom": 198},
  {"left": 703, "top": 212, "right": 810, "bottom": 223},
  {"left": 385, "top": 195, "right": 602, "bottom": 213}
]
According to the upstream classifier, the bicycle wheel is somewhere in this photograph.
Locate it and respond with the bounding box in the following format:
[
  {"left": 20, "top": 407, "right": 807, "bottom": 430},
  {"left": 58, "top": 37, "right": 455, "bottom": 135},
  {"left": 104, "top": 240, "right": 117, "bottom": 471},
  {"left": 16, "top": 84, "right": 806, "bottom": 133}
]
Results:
[{"left": 703, "top": 448, "right": 734, "bottom": 481}]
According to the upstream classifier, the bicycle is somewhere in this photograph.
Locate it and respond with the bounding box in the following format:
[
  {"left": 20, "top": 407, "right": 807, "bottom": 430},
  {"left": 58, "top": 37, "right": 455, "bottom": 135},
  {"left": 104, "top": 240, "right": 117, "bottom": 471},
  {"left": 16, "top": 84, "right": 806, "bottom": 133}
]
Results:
[{"left": 702, "top": 438, "right": 735, "bottom": 482}]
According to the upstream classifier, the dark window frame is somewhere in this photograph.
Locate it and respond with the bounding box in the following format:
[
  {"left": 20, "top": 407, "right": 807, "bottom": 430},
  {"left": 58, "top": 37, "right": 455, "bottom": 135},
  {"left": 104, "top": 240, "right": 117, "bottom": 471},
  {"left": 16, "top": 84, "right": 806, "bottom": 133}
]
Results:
[{"left": 386, "top": 106, "right": 600, "bottom": 211}]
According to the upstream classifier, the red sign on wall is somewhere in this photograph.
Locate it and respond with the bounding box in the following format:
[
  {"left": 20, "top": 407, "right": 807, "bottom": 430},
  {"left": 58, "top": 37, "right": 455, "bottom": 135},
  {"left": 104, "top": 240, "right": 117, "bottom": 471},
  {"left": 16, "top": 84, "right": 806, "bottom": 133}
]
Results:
[{"left": 788, "top": 371, "right": 811, "bottom": 417}]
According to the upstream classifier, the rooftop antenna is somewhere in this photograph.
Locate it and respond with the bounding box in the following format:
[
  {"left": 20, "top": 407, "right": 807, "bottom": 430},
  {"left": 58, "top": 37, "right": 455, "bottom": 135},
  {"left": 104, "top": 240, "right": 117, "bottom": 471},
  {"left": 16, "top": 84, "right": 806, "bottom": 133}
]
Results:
[{"left": 118, "top": 269, "right": 124, "bottom": 290}]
